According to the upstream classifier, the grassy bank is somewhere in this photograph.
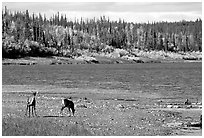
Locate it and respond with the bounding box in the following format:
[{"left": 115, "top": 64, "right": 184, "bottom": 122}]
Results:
[{"left": 2, "top": 116, "right": 92, "bottom": 136}]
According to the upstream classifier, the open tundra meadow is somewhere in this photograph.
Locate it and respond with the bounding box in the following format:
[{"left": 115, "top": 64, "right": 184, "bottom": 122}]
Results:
[{"left": 2, "top": 63, "right": 202, "bottom": 136}]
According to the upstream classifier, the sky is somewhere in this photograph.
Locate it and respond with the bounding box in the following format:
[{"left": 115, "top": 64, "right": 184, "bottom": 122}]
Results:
[{"left": 2, "top": 1, "right": 202, "bottom": 23}]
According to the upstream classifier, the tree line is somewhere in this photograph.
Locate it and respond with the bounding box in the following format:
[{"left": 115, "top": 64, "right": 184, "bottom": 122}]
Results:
[{"left": 2, "top": 7, "right": 202, "bottom": 58}]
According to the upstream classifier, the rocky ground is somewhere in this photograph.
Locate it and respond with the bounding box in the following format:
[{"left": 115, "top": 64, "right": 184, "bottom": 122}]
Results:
[
  {"left": 2, "top": 85, "right": 202, "bottom": 136},
  {"left": 2, "top": 49, "right": 202, "bottom": 65}
]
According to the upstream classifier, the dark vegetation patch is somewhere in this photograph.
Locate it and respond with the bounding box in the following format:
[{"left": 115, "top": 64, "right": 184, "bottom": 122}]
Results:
[{"left": 2, "top": 117, "right": 92, "bottom": 136}]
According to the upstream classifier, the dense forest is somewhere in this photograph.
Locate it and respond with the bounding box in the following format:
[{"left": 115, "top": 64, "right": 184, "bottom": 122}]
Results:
[{"left": 2, "top": 7, "right": 202, "bottom": 58}]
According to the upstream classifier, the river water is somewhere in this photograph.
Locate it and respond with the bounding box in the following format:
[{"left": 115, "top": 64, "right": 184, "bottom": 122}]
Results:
[{"left": 2, "top": 63, "right": 202, "bottom": 100}]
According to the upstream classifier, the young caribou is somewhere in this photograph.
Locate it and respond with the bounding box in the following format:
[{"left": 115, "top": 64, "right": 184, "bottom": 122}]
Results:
[
  {"left": 60, "top": 98, "right": 75, "bottom": 116},
  {"left": 25, "top": 91, "right": 37, "bottom": 117}
]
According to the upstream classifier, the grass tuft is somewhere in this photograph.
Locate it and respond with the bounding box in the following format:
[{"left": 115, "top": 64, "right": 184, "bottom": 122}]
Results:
[{"left": 2, "top": 117, "right": 92, "bottom": 136}]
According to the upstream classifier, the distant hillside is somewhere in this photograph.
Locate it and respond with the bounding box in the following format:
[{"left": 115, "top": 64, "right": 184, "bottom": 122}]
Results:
[{"left": 2, "top": 7, "right": 202, "bottom": 59}]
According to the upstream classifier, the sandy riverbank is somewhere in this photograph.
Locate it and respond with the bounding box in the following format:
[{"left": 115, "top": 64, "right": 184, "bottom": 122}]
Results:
[{"left": 2, "top": 50, "right": 202, "bottom": 65}]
